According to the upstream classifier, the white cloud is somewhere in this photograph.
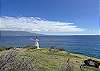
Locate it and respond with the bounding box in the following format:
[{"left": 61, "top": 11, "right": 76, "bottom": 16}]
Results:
[{"left": 0, "top": 16, "right": 84, "bottom": 34}]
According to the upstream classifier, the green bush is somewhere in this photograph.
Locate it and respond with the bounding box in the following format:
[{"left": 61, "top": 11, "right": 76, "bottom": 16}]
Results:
[{"left": 0, "top": 48, "right": 6, "bottom": 51}]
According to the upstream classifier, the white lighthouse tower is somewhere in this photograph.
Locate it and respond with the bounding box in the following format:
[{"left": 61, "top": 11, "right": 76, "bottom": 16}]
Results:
[{"left": 34, "top": 35, "right": 40, "bottom": 49}]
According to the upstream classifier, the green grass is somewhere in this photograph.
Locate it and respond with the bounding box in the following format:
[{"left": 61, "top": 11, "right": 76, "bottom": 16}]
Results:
[{"left": 0, "top": 48, "right": 100, "bottom": 71}]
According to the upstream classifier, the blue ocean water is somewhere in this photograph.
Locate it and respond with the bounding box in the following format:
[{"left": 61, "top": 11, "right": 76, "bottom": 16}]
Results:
[{"left": 0, "top": 35, "right": 100, "bottom": 58}]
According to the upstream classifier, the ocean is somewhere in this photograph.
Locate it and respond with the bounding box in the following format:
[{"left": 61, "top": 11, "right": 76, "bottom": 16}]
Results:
[{"left": 0, "top": 35, "right": 100, "bottom": 58}]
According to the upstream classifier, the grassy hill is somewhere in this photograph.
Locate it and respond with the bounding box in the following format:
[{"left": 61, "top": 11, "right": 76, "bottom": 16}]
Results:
[{"left": 0, "top": 47, "right": 100, "bottom": 71}]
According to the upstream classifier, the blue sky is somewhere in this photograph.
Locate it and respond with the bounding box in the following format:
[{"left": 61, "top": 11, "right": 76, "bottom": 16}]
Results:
[{"left": 0, "top": 0, "right": 99, "bottom": 35}]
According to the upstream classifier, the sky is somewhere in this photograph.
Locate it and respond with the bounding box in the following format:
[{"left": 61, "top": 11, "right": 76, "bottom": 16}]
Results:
[{"left": 0, "top": 0, "right": 99, "bottom": 35}]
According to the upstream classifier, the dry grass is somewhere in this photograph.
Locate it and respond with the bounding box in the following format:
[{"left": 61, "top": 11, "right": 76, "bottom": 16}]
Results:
[{"left": 0, "top": 49, "right": 35, "bottom": 71}]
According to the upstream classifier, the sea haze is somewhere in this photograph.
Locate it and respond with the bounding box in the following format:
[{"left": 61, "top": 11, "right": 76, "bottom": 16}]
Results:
[{"left": 0, "top": 35, "right": 100, "bottom": 58}]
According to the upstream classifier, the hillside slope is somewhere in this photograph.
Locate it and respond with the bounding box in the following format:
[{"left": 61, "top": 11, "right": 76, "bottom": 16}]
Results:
[{"left": 0, "top": 48, "right": 100, "bottom": 71}]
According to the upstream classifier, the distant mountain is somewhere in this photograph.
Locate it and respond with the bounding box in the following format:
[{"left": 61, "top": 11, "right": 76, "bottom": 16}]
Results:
[{"left": 0, "top": 31, "right": 44, "bottom": 36}]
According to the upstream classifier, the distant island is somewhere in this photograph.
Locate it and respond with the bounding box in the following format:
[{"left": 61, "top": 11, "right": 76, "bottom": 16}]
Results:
[{"left": 0, "top": 31, "right": 44, "bottom": 36}]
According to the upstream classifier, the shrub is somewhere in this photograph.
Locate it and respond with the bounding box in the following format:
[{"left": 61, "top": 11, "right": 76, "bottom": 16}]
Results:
[
  {"left": 5, "top": 47, "right": 14, "bottom": 50},
  {"left": 0, "top": 48, "right": 6, "bottom": 51},
  {"left": 50, "top": 46, "right": 55, "bottom": 49},
  {"left": 23, "top": 45, "right": 37, "bottom": 49},
  {"left": 57, "top": 48, "right": 65, "bottom": 51},
  {"left": 0, "top": 49, "right": 35, "bottom": 71},
  {"left": 59, "top": 59, "right": 74, "bottom": 71}
]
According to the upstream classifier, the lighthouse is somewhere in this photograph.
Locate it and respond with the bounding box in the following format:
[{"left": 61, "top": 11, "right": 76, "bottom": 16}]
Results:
[{"left": 34, "top": 35, "right": 40, "bottom": 49}]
